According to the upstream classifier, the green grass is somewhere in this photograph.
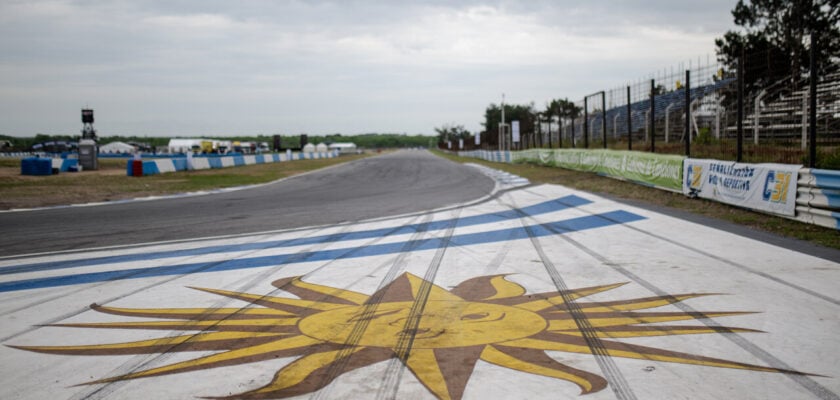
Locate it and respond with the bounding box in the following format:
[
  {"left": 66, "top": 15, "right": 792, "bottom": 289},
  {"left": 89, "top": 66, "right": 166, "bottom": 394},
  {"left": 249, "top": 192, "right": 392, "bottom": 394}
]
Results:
[
  {"left": 433, "top": 150, "right": 840, "bottom": 250},
  {"left": 0, "top": 154, "right": 371, "bottom": 209}
]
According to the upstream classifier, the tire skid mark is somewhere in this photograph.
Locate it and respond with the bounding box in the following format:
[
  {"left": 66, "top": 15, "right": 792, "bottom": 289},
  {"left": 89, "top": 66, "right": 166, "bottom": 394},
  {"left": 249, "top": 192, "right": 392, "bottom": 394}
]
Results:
[
  {"left": 521, "top": 187, "right": 840, "bottom": 307},
  {"left": 68, "top": 226, "right": 355, "bottom": 400},
  {"left": 376, "top": 208, "right": 463, "bottom": 400},
  {"left": 503, "top": 195, "right": 638, "bottom": 400},
  {"left": 309, "top": 214, "right": 435, "bottom": 400},
  {"left": 509, "top": 192, "right": 840, "bottom": 400},
  {"left": 74, "top": 214, "right": 435, "bottom": 400},
  {"left": 0, "top": 228, "right": 317, "bottom": 341}
]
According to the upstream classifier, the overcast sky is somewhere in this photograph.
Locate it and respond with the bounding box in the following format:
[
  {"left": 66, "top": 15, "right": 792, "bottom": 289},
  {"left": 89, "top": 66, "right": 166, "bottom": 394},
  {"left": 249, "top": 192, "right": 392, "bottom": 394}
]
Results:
[{"left": 0, "top": 0, "right": 738, "bottom": 137}]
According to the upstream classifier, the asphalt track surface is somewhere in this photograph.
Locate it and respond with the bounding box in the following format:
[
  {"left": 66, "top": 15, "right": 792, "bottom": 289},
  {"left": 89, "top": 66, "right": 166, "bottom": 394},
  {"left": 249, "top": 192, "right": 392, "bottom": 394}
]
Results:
[{"left": 0, "top": 150, "right": 495, "bottom": 256}]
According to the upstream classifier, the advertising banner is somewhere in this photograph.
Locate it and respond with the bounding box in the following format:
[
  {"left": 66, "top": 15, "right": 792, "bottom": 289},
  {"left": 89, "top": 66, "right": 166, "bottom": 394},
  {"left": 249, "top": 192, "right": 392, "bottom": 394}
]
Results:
[
  {"left": 459, "top": 139, "right": 464, "bottom": 149},
  {"left": 683, "top": 159, "right": 799, "bottom": 216},
  {"left": 513, "top": 149, "right": 685, "bottom": 191},
  {"left": 475, "top": 134, "right": 480, "bottom": 146}
]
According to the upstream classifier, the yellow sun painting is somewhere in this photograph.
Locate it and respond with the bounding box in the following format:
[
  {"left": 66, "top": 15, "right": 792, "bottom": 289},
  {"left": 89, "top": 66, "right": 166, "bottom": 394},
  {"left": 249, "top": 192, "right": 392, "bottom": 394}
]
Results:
[{"left": 9, "top": 273, "right": 809, "bottom": 399}]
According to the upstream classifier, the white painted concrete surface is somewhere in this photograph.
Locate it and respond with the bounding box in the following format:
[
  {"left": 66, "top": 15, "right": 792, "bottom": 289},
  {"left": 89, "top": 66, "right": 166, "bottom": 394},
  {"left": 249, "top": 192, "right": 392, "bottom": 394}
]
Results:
[{"left": 1, "top": 184, "right": 838, "bottom": 400}]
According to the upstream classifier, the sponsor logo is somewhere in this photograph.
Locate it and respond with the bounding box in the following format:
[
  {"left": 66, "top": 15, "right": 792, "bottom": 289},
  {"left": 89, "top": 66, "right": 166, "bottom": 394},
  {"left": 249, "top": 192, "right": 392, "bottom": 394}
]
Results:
[
  {"left": 762, "top": 170, "right": 792, "bottom": 203},
  {"left": 687, "top": 164, "right": 703, "bottom": 190}
]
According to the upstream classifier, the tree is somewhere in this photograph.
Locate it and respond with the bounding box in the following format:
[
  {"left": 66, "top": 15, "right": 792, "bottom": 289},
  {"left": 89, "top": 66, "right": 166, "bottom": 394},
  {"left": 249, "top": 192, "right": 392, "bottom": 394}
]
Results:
[
  {"left": 482, "top": 102, "right": 537, "bottom": 148},
  {"left": 434, "top": 123, "right": 470, "bottom": 146},
  {"left": 715, "top": 0, "right": 840, "bottom": 91}
]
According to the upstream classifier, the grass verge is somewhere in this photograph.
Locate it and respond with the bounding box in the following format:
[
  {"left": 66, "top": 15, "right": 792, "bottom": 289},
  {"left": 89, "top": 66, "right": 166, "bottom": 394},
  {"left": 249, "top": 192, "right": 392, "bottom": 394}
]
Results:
[
  {"left": 432, "top": 150, "right": 840, "bottom": 250},
  {"left": 0, "top": 153, "right": 372, "bottom": 210}
]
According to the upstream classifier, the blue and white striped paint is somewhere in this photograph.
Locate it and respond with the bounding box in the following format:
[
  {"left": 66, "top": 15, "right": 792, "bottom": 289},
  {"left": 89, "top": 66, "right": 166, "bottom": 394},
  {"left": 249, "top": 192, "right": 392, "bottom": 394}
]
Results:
[
  {"left": 126, "top": 151, "right": 339, "bottom": 176},
  {"left": 796, "top": 168, "right": 840, "bottom": 229}
]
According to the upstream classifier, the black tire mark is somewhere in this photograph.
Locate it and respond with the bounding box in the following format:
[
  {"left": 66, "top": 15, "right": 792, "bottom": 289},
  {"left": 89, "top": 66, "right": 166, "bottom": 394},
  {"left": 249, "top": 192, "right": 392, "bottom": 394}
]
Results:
[
  {"left": 509, "top": 192, "right": 840, "bottom": 400},
  {"left": 505, "top": 195, "right": 638, "bottom": 400},
  {"left": 375, "top": 208, "right": 462, "bottom": 400}
]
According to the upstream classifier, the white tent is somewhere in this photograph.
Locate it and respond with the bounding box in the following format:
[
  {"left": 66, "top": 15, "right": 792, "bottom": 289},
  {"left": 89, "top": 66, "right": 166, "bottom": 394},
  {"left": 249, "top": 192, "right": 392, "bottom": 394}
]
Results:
[
  {"left": 302, "top": 143, "right": 316, "bottom": 153},
  {"left": 328, "top": 142, "right": 358, "bottom": 154},
  {"left": 315, "top": 143, "right": 328, "bottom": 152},
  {"left": 99, "top": 141, "right": 136, "bottom": 154}
]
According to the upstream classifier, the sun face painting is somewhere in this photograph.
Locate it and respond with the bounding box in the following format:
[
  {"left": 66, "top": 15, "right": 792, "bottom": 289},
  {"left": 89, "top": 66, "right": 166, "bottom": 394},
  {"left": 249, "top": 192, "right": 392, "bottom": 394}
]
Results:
[{"left": 9, "top": 273, "right": 809, "bottom": 399}]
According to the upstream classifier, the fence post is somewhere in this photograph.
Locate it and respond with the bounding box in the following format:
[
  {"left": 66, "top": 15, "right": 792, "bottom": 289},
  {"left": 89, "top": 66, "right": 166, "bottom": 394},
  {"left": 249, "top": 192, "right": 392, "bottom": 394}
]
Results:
[
  {"left": 571, "top": 115, "right": 576, "bottom": 148},
  {"left": 684, "top": 70, "right": 691, "bottom": 157},
  {"left": 601, "top": 91, "right": 607, "bottom": 149},
  {"left": 737, "top": 49, "right": 744, "bottom": 162},
  {"left": 558, "top": 108, "right": 564, "bottom": 149},
  {"left": 627, "top": 86, "right": 632, "bottom": 150},
  {"left": 809, "top": 31, "right": 817, "bottom": 168},
  {"left": 649, "top": 80, "right": 655, "bottom": 152},
  {"left": 584, "top": 97, "right": 589, "bottom": 148}
]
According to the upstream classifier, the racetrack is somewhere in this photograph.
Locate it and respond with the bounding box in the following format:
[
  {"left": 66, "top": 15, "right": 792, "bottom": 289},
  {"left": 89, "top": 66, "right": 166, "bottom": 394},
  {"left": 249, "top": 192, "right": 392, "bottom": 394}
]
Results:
[
  {"left": 0, "top": 150, "right": 495, "bottom": 256},
  {"left": 1, "top": 152, "right": 839, "bottom": 400}
]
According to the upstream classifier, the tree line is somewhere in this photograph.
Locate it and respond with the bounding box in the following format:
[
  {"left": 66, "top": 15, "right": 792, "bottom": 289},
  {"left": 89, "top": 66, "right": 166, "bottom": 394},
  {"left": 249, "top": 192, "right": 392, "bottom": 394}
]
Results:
[{"left": 0, "top": 133, "right": 433, "bottom": 152}]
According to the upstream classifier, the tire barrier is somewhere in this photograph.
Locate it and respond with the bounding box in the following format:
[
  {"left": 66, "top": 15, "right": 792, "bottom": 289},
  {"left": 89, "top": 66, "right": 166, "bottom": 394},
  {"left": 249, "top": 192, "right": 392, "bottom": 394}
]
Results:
[
  {"left": 126, "top": 151, "right": 339, "bottom": 177},
  {"left": 20, "top": 157, "right": 79, "bottom": 175},
  {"left": 796, "top": 168, "right": 840, "bottom": 229}
]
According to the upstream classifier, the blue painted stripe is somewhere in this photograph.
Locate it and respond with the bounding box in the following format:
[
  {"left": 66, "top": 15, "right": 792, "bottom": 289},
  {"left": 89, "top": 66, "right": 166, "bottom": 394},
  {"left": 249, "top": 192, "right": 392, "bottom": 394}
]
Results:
[
  {"left": 208, "top": 158, "right": 223, "bottom": 169},
  {"left": 0, "top": 195, "right": 592, "bottom": 276},
  {"left": 812, "top": 169, "right": 840, "bottom": 191},
  {"left": 143, "top": 161, "right": 160, "bottom": 176},
  {"left": 256, "top": 155, "right": 265, "bottom": 164},
  {"left": 233, "top": 156, "right": 245, "bottom": 166},
  {"left": 0, "top": 210, "right": 644, "bottom": 293}
]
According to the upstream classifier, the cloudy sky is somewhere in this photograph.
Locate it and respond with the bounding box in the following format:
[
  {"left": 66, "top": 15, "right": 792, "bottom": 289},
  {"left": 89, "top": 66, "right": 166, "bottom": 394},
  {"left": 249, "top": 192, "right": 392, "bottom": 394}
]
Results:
[{"left": 0, "top": 0, "right": 738, "bottom": 137}]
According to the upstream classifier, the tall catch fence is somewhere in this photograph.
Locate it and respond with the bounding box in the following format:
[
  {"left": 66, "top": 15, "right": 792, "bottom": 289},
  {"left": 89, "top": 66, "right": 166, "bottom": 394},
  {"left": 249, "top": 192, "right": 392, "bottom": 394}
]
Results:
[{"left": 511, "top": 38, "right": 840, "bottom": 169}]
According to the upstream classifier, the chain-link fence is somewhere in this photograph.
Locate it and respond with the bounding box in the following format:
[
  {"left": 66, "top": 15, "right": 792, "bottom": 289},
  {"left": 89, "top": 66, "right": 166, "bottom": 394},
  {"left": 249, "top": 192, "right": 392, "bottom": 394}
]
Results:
[{"left": 515, "top": 36, "right": 839, "bottom": 168}]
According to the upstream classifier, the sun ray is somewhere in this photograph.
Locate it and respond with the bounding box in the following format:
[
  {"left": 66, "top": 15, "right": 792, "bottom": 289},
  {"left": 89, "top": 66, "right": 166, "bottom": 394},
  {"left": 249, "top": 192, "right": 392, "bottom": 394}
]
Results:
[
  {"left": 208, "top": 346, "right": 393, "bottom": 400},
  {"left": 481, "top": 344, "right": 607, "bottom": 394},
  {"left": 405, "top": 273, "right": 465, "bottom": 302},
  {"left": 90, "top": 304, "right": 296, "bottom": 319},
  {"left": 85, "top": 335, "right": 327, "bottom": 384},
  {"left": 563, "top": 293, "right": 715, "bottom": 313},
  {"left": 51, "top": 318, "right": 300, "bottom": 332},
  {"left": 508, "top": 283, "right": 629, "bottom": 311},
  {"left": 8, "top": 332, "right": 287, "bottom": 355},
  {"left": 546, "top": 311, "right": 754, "bottom": 331},
  {"left": 429, "top": 346, "right": 485, "bottom": 400},
  {"left": 405, "top": 348, "right": 453, "bottom": 400},
  {"left": 502, "top": 333, "right": 816, "bottom": 375},
  {"left": 272, "top": 276, "right": 369, "bottom": 305},
  {"left": 569, "top": 325, "right": 762, "bottom": 338},
  {"left": 450, "top": 275, "right": 526, "bottom": 301},
  {"left": 188, "top": 287, "right": 348, "bottom": 315}
]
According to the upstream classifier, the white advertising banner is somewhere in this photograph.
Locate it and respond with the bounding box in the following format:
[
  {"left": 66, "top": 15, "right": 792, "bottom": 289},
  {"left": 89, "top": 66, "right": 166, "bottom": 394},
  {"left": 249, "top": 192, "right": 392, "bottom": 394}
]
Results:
[
  {"left": 459, "top": 139, "right": 464, "bottom": 149},
  {"left": 512, "top": 121, "right": 520, "bottom": 143},
  {"left": 475, "top": 134, "right": 480, "bottom": 146},
  {"left": 447, "top": 141, "right": 451, "bottom": 149},
  {"left": 683, "top": 159, "right": 799, "bottom": 216}
]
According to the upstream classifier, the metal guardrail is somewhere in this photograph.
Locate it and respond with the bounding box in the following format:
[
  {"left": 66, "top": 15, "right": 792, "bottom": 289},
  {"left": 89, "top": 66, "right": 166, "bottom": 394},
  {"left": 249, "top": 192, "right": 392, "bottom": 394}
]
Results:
[{"left": 795, "top": 168, "right": 840, "bottom": 229}]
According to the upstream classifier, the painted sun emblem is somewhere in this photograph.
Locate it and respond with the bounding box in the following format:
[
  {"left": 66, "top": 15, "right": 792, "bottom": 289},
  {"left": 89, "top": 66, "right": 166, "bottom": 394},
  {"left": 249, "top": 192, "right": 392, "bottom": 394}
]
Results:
[{"left": 9, "top": 273, "right": 810, "bottom": 399}]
